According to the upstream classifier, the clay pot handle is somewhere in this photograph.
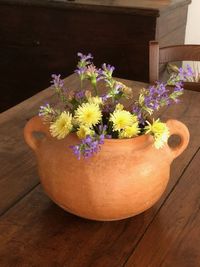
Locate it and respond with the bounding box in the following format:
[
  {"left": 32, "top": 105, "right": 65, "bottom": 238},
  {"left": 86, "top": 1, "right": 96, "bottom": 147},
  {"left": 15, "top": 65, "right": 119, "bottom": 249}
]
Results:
[
  {"left": 24, "top": 116, "right": 50, "bottom": 151},
  {"left": 166, "top": 119, "right": 190, "bottom": 159}
]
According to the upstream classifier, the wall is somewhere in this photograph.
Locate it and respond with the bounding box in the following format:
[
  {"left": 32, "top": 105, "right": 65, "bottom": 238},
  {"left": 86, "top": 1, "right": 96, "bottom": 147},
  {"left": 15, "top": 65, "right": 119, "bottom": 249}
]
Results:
[
  {"left": 185, "top": 0, "right": 200, "bottom": 44},
  {"left": 184, "top": 0, "right": 200, "bottom": 74}
]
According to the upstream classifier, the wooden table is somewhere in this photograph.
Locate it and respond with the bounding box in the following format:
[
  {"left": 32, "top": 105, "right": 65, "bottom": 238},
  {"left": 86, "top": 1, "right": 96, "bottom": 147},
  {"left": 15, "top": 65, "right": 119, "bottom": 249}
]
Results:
[{"left": 0, "top": 74, "right": 200, "bottom": 266}]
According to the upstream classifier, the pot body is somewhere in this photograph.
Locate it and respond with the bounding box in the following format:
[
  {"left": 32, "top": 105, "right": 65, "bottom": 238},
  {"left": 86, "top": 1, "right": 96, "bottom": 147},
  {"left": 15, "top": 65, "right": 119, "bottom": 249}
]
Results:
[{"left": 24, "top": 116, "right": 189, "bottom": 221}]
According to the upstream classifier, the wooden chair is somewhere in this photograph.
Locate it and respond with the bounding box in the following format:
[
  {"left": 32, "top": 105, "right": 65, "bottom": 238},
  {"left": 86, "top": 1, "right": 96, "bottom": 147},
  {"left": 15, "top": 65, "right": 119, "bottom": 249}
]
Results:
[{"left": 149, "top": 41, "right": 200, "bottom": 91}]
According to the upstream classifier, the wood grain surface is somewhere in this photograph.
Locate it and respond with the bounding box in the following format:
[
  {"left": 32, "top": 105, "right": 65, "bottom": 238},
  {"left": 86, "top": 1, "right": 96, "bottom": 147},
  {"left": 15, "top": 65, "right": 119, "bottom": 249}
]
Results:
[
  {"left": 0, "top": 0, "right": 191, "bottom": 14},
  {"left": 0, "top": 74, "right": 199, "bottom": 267},
  {"left": 125, "top": 148, "right": 200, "bottom": 267}
]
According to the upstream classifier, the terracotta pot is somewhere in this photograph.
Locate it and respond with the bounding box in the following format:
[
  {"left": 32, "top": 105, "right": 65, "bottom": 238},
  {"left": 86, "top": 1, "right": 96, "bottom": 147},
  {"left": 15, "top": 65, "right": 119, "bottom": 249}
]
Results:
[{"left": 24, "top": 116, "right": 189, "bottom": 221}]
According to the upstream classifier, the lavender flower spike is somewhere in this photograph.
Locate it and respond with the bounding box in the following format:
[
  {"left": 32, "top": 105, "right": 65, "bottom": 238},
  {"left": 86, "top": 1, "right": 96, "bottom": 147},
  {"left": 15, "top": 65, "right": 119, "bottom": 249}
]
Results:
[
  {"left": 75, "top": 52, "right": 94, "bottom": 82},
  {"left": 75, "top": 90, "right": 85, "bottom": 100},
  {"left": 51, "top": 74, "right": 64, "bottom": 89},
  {"left": 77, "top": 52, "right": 93, "bottom": 62},
  {"left": 101, "top": 63, "right": 115, "bottom": 78},
  {"left": 179, "top": 64, "right": 194, "bottom": 81},
  {"left": 70, "top": 133, "right": 106, "bottom": 159}
]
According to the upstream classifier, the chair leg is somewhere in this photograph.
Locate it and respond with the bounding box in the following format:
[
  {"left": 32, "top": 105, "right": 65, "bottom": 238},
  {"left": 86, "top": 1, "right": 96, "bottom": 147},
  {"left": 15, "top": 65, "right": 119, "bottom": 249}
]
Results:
[{"left": 149, "top": 41, "right": 160, "bottom": 84}]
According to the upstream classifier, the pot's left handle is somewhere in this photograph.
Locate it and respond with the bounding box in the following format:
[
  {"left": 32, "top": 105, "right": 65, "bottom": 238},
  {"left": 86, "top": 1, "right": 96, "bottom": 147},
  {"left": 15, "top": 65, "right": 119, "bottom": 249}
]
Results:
[{"left": 24, "top": 116, "right": 50, "bottom": 151}]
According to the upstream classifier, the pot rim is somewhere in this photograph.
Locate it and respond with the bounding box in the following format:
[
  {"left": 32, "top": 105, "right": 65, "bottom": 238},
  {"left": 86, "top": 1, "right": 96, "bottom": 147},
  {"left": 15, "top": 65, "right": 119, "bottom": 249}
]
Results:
[
  {"left": 34, "top": 116, "right": 155, "bottom": 148},
  {"left": 104, "top": 133, "right": 153, "bottom": 144},
  {"left": 68, "top": 132, "right": 154, "bottom": 149},
  {"left": 103, "top": 133, "right": 154, "bottom": 148}
]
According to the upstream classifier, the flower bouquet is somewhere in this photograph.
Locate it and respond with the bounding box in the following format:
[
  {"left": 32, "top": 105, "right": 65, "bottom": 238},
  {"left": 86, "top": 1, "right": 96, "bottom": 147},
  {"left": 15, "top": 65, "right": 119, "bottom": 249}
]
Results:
[
  {"left": 39, "top": 52, "right": 188, "bottom": 159},
  {"left": 167, "top": 62, "right": 200, "bottom": 91},
  {"left": 24, "top": 52, "right": 190, "bottom": 220}
]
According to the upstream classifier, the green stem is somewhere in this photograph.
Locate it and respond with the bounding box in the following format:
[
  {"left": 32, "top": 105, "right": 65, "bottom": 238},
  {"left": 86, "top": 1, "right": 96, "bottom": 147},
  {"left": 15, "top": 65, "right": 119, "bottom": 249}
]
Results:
[
  {"left": 92, "top": 82, "right": 98, "bottom": 96},
  {"left": 80, "top": 77, "right": 83, "bottom": 89},
  {"left": 112, "top": 96, "right": 115, "bottom": 105},
  {"left": 107, "top": 121, "right": 113, "bottom": 135}
]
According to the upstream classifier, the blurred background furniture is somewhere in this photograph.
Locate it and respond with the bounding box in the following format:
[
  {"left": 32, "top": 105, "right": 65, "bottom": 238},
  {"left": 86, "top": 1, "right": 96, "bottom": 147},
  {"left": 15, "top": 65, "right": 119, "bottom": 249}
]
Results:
[
  {"left": 149, "top": 40, "right": 200, "bottom": 91},
  {"left": 0, "top": 0, "right": 191, "bottom": 112}
]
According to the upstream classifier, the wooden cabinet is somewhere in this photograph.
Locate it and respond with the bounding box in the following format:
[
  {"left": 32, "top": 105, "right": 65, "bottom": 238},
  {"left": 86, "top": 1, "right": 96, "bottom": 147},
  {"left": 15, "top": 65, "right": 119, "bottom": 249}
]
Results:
[{"left": 0, "top": 0, "right": 191, "bottom": 111}]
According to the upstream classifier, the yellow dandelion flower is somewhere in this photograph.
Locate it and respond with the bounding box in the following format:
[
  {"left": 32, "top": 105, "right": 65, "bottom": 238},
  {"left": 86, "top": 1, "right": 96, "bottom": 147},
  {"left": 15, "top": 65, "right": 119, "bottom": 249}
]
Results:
[
  {"left": 87, "top": 96, "right": 103, "bottom": 105},
  {"left": 144, "top": 119, "right": 170, "bottom": 149},
  {"left": 119, "top": 123, "right": 140, "bottom": 138},
  {"left": 154, "top": 131, "right": 170, "bottom": 149},
  {"left": 77, "top": 125, "right": 95, "bottom": 139},
  {"left": 110, "top": 110, "right": 137, "bottom": 132},
  {"left": 75, "top": 103, "right": 102, "bottom": 127},
  {"left": 50, "top": 111, "right": 73, "bottom": 139},
  {"left": 115, "top": 103, "right": 124, "bottom": 111}
]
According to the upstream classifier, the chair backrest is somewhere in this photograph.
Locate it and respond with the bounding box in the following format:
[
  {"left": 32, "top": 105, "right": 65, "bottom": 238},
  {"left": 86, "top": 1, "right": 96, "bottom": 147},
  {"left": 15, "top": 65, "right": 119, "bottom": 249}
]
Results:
[{"left": 149, "top": 41, "right": 200, "bottom": 91}]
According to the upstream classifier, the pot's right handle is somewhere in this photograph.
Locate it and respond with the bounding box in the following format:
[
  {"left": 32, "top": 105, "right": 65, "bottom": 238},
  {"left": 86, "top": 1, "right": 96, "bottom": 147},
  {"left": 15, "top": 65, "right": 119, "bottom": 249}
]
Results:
[
  {"left": 166, "top": 119, "right": 190, "bottom": 160},
  {"left": 24, "top": 116, "right": 50, "bottom": 151}
]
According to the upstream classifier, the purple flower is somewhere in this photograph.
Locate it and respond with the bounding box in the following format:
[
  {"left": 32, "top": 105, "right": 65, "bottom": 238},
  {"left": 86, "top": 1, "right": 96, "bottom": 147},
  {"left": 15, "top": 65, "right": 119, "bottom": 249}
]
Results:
[
  {"left": 179, "top": 64, "right": 194, "bottom": 81},
  {"left": 99, "top": 134, "right": 105, "bottom": 144},
  {"left": 101, "top": 63, "right": 115, "bottom": 75},
  {"left": 75, "top": 67, "right": 87, "bottom": 76},
  {"left": 144, "top": 82, "right": 170, "bottom": 111},
  {"left": 132, "top": 106, "right": 144, "bottom": 124},
  {"left": 107, "top": 82, "right": 124, "bottom": 96},
  {"left": 82, "top": 135, "right": 93, "bottom": 145},
  {"left": 77, "top": 52, "right": 93, "bottom": 63},
  {"left": 70, "top": 145, "right": 82, "bottom": 160},
  {"left": 99, "top": 63, "right": 115, "bottom": 82},
  {"left": 98, "top": 124, "right": 107, "bottom": 134},
  {"left": 174, "top": 81, "right": 184, "bottom": 92},
  {"left": 103, "top": 103, "right": 115, "bottom": 113},
  {"left": 75, "top": 52, "right": 94, "bottom": 80},
  {"left": 70, "top": 135, "right": 100, "bottom": 159},
  {"left": 38, "top": 103, "right": 58, "bottom": 123},
  {"left": 75, "top": 90, "right": 85, "bottom": 100},
  {"left": 70, "top": 130, "right": 108, "bottom": 159},
  {"left": 186, "top": 64, "right": 194, "bottom": 77},
  {"left": 132, "top": 80, "right": 183, "bottom": 123},
  {"left": 51, "top": 74, "right": 64, "bottom": 89},
  {"left": 100, "top": 94, "right": 108, "bottom": 102},
  {"left": 38, "top": 103, "right": 53, "bottom": 117}
]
